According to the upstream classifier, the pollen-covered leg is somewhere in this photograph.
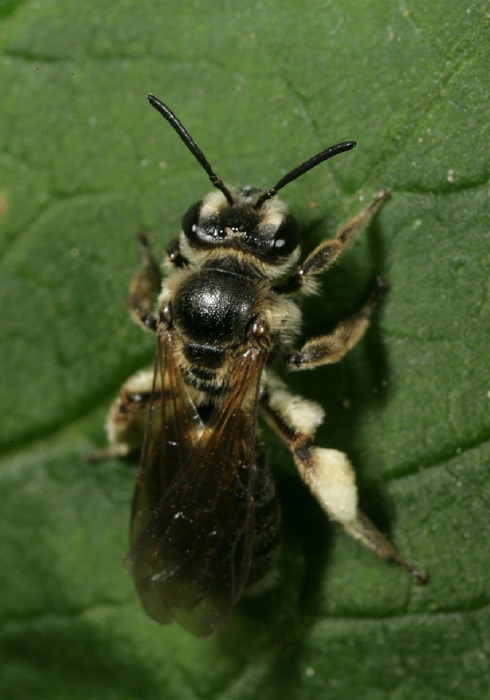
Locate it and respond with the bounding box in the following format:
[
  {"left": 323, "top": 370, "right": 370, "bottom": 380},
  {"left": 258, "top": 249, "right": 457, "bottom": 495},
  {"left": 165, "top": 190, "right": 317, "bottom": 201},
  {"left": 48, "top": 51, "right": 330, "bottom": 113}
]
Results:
[
  {"left": 295, "top": 448, "right": 427, "bottom": 583},
  {"left": 288, "top": 276, "right": 388, "bottom": 370},
  {"left": 88, "top": 368, "right": 154, "bottom": 462},
  {"left": 278, "top": 189, "right": 390, "bottom": 294},
  {"left": 127, "top": 232, "right": 162, "bottom": 332},
  {"left": 261, "top": 375, "right": 427, "bottom": 583}
]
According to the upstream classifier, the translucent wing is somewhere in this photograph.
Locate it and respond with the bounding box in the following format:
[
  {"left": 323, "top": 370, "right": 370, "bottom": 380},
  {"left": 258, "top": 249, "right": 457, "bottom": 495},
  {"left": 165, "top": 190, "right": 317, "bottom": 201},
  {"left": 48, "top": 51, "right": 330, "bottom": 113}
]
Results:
[
  {"left": 129, "top": 328, "right": 203, "bottom": 551},
  {"left": 128, "top": 328, "right": 268, "bottom": 637}
]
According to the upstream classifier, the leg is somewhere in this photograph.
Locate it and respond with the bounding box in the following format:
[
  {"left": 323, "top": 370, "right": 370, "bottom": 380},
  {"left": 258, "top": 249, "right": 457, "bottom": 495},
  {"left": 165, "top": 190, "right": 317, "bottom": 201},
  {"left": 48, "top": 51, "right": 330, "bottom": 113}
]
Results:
[
  {"left": 261, "top": 374, "right": 427, "bottom": 583},
  {"left": 88, "top": 368, "right": 154, "bottom": 462},
  {"left": 288, "top": 276, "right": 388, "bottom": 370},
  {"left": 166, "top": 235, "right": 190, "bottom": 269},
  {"left": 127, "top": 232, "right": 162, "bottom": 332},
  {"left": 277, "top": 189, "right": 390, "bottom": 294}
]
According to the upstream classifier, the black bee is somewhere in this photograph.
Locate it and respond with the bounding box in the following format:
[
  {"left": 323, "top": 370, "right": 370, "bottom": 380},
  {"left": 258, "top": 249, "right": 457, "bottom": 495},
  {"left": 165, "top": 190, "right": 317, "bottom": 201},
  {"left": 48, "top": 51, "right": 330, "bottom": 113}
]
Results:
[{"left": 93, "top": 94, "right": 426, "bottom": 637}]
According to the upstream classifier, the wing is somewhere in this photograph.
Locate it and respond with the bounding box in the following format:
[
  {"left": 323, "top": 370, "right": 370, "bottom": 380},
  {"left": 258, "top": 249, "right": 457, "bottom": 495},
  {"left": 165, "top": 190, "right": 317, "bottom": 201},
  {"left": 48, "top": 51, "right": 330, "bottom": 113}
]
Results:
[
  {"left": 127, "top": 329, "right": 269, "bottom": 637},
  {"left": 129, "top": 326, "right": 203, "bottom": 547}
]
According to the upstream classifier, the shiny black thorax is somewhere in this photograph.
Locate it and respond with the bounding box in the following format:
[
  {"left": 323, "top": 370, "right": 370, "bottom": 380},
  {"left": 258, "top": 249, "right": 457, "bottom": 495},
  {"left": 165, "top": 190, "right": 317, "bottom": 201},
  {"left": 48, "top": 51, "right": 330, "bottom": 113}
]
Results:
[{"left": 172, "top": 256, "right": 267, "bottom": 387}]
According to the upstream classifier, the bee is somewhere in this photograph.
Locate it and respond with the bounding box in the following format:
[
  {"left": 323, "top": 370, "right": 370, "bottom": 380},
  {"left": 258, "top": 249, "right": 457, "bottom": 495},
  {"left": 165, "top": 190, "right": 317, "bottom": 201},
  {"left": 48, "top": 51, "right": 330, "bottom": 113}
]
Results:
[{"left": 92, "top": 94, "right": 427, "bottom": 637}]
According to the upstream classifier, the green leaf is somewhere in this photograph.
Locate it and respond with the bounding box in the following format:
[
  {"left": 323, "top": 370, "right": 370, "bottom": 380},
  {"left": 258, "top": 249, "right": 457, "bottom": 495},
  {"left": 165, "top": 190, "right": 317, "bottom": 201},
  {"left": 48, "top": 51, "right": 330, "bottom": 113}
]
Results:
[{"left": 1, "top": 1, "right": 488, "bottom": 698}]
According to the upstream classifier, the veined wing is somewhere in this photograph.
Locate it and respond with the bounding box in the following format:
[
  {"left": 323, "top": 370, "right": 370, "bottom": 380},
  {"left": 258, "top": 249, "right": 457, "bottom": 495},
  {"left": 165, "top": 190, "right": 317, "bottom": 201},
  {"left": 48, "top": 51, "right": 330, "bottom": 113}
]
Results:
[
  {"left": 129, "top": 327, "right": 203, "bottom": 549},
  {"left": 128, "top": 331, "right": 269, "bottom": 637}
]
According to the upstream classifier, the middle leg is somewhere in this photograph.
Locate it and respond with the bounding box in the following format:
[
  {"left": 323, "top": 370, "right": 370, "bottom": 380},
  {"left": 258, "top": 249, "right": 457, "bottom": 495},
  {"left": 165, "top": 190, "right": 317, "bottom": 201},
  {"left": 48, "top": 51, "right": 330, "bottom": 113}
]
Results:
[{"left": 288, "top": 276, "right": 389, "bottom": 370}]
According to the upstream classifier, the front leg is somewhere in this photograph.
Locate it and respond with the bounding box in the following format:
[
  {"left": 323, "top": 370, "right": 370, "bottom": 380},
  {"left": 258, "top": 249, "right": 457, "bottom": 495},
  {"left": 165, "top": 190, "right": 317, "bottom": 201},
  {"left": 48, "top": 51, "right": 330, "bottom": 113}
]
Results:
[
  {"left": 261, "top": 374, "right": 427, "bottom": 583},
  {"left": 127, "top": 232, "right": 162, "bottom": 332},
  {"left": 277, "top": 189, "right": 390, "bottom": 294},
  {"left": 288, "top": 276, "right": 388, "bottom": 370},
  {"left": 166, "top": 235, "right": 190, "bottom": 269}
]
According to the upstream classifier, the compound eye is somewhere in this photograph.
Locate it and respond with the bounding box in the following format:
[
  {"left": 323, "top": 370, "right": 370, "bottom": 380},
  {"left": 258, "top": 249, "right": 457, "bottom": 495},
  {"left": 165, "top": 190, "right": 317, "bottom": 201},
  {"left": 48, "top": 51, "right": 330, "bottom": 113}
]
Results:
[
  {"left": 270, "top": 214, "right": 300, "bottom": 256},
  {"left": 182, "top": 201, "right": 202, "bottom": 237}
]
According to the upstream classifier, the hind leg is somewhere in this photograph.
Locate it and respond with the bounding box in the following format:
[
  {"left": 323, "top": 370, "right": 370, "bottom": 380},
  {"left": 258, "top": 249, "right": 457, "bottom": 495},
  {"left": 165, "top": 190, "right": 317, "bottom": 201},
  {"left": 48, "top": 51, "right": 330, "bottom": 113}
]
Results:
[
  {"left": 88, "top": 367, "right": 154, "bottom": 462},
  {"left": 261, "top": 374, "right": 427, "bottom": 583}
]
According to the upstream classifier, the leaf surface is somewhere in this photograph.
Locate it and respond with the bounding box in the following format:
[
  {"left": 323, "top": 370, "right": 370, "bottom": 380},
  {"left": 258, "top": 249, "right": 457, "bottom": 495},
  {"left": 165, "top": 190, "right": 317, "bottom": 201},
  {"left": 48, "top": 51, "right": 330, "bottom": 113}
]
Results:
[{"left": 1, "top": 1, "right": 488, "bottom": 698}]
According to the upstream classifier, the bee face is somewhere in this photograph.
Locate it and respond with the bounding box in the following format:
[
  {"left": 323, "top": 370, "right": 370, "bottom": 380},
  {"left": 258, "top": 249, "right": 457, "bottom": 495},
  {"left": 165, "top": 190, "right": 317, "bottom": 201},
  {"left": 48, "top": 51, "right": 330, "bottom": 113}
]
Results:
[{"left": 181, "top": 188, "right": 301, "bottom": 266}]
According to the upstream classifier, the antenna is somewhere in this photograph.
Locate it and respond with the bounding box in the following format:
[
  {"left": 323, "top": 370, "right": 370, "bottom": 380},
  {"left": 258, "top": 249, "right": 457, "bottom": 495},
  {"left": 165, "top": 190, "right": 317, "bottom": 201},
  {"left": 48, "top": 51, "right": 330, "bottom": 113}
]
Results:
[
  {"left": 147, "top": 94, "right": 235, "bottom": 205},
  {"left": 255, "top": 141, "right": 356, "bottom": 209}
]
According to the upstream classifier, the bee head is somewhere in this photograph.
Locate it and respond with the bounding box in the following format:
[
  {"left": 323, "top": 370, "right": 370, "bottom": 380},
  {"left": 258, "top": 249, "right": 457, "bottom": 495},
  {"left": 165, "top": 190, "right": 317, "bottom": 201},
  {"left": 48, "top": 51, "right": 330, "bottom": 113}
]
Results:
[
  {"left": 148, "top": 94, "right": 356, "bottom": 271},
  {"left": 180, "top": 187, "right": 301, "bottom": 266}
]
